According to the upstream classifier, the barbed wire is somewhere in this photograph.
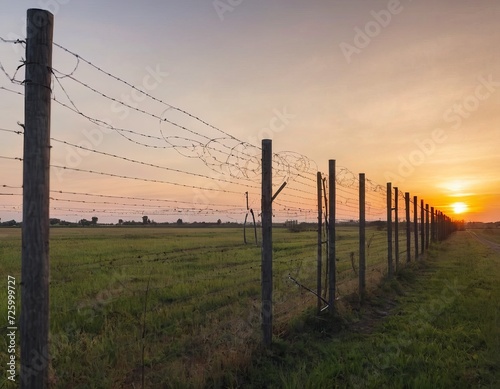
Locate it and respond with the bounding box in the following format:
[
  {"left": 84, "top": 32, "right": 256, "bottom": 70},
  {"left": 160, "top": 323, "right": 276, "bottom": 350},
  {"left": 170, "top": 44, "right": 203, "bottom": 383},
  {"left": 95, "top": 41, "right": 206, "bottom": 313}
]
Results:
[
  {"left": 1, "top": 128, "right": 318, "bottom": 209},
  {"left": 0, "top": 128, "right": 23, "bottom": 135},
  {"left": 0, "top": 153, "right": 247, "bottom": 194},
  {"left": 51, "top": 92, "right": 316, "bottom": 188},
  {"left": 48, "top": 42, "right": 318, "bottom": 182},
  {"left": 0, "top": 46, "right": 24, "bottom": 85},
  {"left": 0, "top": 155, "right": 23, "bottom": 162},
  {"left": 0, "top": 37, "right": 25, "bottom": 46},
  {"left": 52, "top": 42, "right": 239, "bottom": 141},
  {"left": 1, "top": 40, "right": 319, "bottom": 185},
  {"left": 0, "top": 36, "right": 451, "bottom": 369},
  {"left": 50, "top": 137, "right": 260, "bottom": 190},
  {"left": 51, "top": 136, "right": 316, "bottom": 197},
  {"left": 50, "top": 189, "right": 242, "bottom": 208},
  {"left": 47, "top": 196, "right": 243, "bottom": 212},
  {"left": 49, "top": 206, "right": 247, "bottom": 216},
  {"left": 51, "top": 163, "right": 247, "bottom": 194},
  {"left": 0, "top": 42, "right": 438, "bottom": 224},
  {"left": 0, "top": 85, "right": 23, "bottom": 96},
  {"left": 1, "top": 185, "right": 316, "bottom": 220}
]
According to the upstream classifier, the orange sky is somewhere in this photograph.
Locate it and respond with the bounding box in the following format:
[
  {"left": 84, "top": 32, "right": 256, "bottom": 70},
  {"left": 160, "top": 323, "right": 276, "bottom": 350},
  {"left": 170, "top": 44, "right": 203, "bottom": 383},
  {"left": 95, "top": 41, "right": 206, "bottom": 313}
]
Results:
[{"left": 1, "top": 1, "right": 499, "bottom": 223}]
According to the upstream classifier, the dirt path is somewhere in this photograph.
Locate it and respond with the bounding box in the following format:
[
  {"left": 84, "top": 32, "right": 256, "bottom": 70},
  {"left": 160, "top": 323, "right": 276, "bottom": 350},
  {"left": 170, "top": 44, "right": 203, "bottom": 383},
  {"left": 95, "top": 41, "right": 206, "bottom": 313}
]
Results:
[{"left": 467, "top": 230, "right": 500, "bottom": 253}]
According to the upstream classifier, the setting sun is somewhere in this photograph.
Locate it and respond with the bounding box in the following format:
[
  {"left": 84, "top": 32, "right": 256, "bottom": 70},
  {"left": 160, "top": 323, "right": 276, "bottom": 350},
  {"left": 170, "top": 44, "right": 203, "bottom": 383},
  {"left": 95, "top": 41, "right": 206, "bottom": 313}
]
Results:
[{"left": 452, "top": 202, "right": 468, "bottom": 214}]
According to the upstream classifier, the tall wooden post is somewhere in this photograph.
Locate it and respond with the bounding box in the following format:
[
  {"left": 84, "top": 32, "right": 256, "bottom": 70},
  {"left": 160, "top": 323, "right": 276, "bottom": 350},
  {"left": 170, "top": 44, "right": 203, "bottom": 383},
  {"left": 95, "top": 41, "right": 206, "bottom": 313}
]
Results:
[
  {"left": 436, "top": 211, "right": 440, "bottom": 242},
  {"left": 438, "top": 211, "right": 443, "bottom": 241},
  {"left": 441, "top": 212, "right": 446, "bottom": 240},
  {"left": 438, "top": 211, "right": 442, "bottom": 241},
  {"left": 261, "top": 139, "right": 273, "bottom": 346},
  {"left": 413, "top": 196, "right": 418, "bottom": 259},
  {"left": 405, "top": 193, "right": 411, "bottom": 262},
  {"left": 420, "top": 199, "right": 425, "bottom": 254},
  {"left": 359, "top": 173, "right": 366, "bottom": 300},
  {"left": 440, "top": 213, "right": 443, "bottom": 240},
  {"left": 322, "top": 178, "right": 328, "bottom": 300},
  {"left": 21, "top": 9, "right": 53, "bottom": 389},
  {"left": 317, "top": 172, "right": 323, "bottom": 313},
  {"left": 386, "top": 182, "right": 393, "bottom": 278},
  {"left": 394, "top": 187, "right": 399, "bottom": 272},
  {"left": 431, "top": 206, "right": 435, "bottom": 243},
  {"left": 446, "top": 214, "right": 449, "bottom": 239},
  {"left": 425, "top": 204, "right": 430, "bottom": 250},
  {"left": 445, "top": 214, "right": 448, "bottom": 238},
  {"left": 328, "top": 160, "right": 336, "bottom": 311}
]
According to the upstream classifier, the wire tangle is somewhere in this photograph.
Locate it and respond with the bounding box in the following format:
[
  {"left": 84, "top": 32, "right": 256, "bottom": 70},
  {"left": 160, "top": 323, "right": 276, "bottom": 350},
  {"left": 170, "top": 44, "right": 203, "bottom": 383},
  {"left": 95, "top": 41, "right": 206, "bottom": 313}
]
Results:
[{"left": 49, "top": 41, "right": 318, "bottom": 183}]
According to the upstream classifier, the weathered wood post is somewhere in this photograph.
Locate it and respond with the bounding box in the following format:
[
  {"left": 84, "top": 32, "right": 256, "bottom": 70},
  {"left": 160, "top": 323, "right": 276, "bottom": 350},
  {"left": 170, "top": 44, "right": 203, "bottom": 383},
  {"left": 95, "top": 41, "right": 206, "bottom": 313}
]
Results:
[
  {"left": 21, "top": 9, "right": 53, "bottom": 389},
  {"left": 425, "top": 204, "right": 430, "bottom": 250},
  {"left": 261, "top": 139, "right": 272, "bottom": 346},
  {"left": 405, "top": 192, "right": 411, "bottom": 262},
  {"left": 328, "top": 160, "right": 336, "bottom": 312},
  {"left": 386, "top": 182, "right": 393, "bottom": 278},
  {"left": 420, "top": 199, "right": 425, "bottom": 254},
  {"left": 317, "top": 172, "right": 322, "bottom": 313},
  {"left": 437, "top": 211, "right": 442, "bottom": 241},
  {"left": 413, "top": 196, "right": 418, "bottom": 259},
  {"left": 439, "top": 211, "right": 444, "bottom": 241},
  {"left": 394, "top": 187, "right": 399, "bottom": 272},
  {"left": 359, "top": 173, "right": 366, "bottom": 300},
  {"left": 431, "top": 206, "right": 435, "bottom": 243}
]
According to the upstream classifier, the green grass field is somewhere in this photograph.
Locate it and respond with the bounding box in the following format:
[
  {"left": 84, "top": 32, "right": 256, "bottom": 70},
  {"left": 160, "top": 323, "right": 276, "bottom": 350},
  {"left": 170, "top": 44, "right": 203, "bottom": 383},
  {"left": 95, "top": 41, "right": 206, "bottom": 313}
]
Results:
[
  {"left": 244, "top": 229, "right": 500, "bottom": 388},
  {"left": 0, "top": 226, "right": 375, "bottom": 388},
  {"left": 2, "top": 227, "right": 495, "bottom": 388}
]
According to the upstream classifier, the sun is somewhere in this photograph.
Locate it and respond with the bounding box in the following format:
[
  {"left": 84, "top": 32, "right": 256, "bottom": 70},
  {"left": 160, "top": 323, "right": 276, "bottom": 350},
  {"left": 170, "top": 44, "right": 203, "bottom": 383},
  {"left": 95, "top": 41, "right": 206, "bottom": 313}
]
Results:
[{"left": 452, "top": 202, "right": 468, "bottom": 214}]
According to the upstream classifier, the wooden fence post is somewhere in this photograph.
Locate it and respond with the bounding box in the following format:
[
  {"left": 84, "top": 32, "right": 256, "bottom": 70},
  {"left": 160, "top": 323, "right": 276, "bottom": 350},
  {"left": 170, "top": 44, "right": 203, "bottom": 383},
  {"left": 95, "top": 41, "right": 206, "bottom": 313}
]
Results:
[
  {"left": 394, "top": 187, "right": 399, "bottom": 272},
  {"left": 359, "top": 173, "right": 366, "bottom": 300},
  {"left": 322, "top": 177, "right": 328, "bottom": 300},
  {"left": 317, "top": 172, "right": 322, "bottom": 313},
  {"left": 420, "top": 199, "right": 425, "bottom": 254},
  {"left": 431, "top": 206, "right": 435, "bottom": 243},
  {"left": 328, "top": 160, "right": 336, "bottom": 312},
  {"left": 441, "top": 211, "right": 444, "bottom": 241},
  {"left": 442, "top": 212, "right": 446, "bottom": 241},
  {"left": 261, "top": 139, "right": 272, "bottom": 346},
  {"left": 413, "top": 196, "right": 419, "bottom": 259},
  {"left": 425, "top": 204, "right": 430, "bottom": 250},
  {"left": 21, "top": 9, "right": 53, "bottom": 389},
  {"left": 436, "top": 211, "right": 440, "bottom": 242},
  {"left": 437, "top": 211, "right": 442, "bottom": 241},
  {"left": 386, "top": 182, "right": 393, "bottom": 278},
  {"left": 405, "top": 192, "right": 411, "bottom": 262}
]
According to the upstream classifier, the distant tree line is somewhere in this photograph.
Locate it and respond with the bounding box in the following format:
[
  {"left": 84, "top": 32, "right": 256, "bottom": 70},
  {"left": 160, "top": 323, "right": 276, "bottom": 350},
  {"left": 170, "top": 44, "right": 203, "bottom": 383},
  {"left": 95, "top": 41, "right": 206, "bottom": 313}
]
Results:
[
  {"left": 0, "top": 216, "right": 345, "bottom": 228},
  {"left": 0, "top": 219, "right": 19, "bottom": 227}
]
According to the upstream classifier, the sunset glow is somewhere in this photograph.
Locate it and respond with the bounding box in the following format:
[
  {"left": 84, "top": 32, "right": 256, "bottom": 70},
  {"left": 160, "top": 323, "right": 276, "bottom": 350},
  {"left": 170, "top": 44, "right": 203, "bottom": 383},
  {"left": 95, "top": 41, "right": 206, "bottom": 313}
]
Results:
[
  {"left": 452, "top": 202, "right": 468, "bottom": 215},
  {"left": 1, "top": 1, "right": 499, "bottom": 224}
]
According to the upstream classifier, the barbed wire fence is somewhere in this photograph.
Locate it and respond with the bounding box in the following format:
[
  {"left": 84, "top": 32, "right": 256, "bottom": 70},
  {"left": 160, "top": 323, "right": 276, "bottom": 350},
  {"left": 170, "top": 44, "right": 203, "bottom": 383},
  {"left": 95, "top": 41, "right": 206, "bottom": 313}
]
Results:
[{"left": 0, "top": 19, "right": 459, "bottom": 387}]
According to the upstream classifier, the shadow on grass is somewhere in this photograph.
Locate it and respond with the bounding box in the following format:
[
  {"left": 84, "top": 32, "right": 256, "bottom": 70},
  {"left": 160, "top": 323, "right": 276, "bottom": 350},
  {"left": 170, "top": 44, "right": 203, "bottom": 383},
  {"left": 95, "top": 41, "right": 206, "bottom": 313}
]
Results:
[{"left": 232, "top": 253, "right": 440, "bottom": 389}]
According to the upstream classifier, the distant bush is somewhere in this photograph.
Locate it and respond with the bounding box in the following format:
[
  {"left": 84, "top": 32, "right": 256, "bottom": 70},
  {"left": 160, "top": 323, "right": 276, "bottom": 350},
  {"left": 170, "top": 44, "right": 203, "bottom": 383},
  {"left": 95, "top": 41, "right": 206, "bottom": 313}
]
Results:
[{"left": 0, "top": 219, "right": 18, "bottom": 227}]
